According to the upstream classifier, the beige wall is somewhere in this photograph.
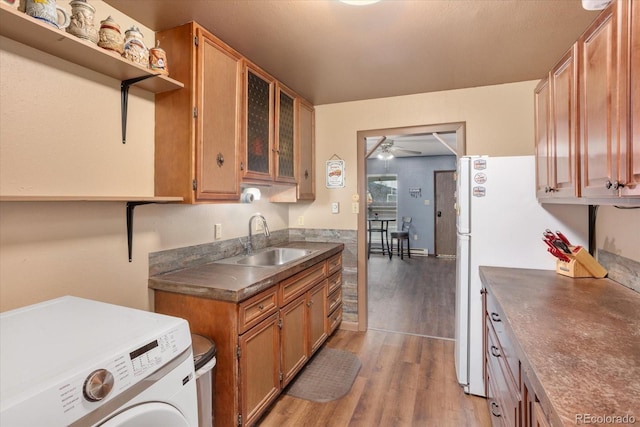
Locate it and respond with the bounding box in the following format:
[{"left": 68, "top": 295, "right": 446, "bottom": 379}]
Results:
[
  {"left": 292, "top": 81, "right": 639, "bottom": 261},
  {"left": 291, "top": 81, "right": 539, "bottom": 231}
]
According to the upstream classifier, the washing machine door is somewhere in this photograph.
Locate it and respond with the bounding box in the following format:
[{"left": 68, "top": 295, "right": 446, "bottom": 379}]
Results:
[{"left": 98, "top": 402, "right": 191, "bottom": 427}]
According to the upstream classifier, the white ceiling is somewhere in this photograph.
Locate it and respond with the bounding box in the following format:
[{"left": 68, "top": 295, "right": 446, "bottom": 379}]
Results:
[{"left": 104, "top": 0, "right": 601, "bottom": 106}]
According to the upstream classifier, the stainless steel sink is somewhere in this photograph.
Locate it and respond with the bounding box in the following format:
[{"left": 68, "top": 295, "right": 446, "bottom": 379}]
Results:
[{"left": 217, "top": 248, "right": 314, "bottom": 267}]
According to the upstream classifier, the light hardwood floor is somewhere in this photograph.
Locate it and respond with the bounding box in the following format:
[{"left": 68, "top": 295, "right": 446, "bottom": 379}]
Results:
[{"left": 257, "top": 256, "right": 490, "bottom": 427}]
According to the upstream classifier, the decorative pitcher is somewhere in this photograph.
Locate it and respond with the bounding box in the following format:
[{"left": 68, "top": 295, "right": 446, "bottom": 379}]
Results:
[
  {"left": 19, "top": 0, "right": 70, "bottom": 29},
  {"left": 66, "top": 0, "right": 98, "bottom": 44}
]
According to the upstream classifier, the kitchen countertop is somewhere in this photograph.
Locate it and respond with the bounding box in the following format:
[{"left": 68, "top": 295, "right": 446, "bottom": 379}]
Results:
[
  {"left": 149, "top": 241, "right": 344, "bottom": 303},
  {"left": 479, "top": 266, "right": 640, "bottom": 427}
]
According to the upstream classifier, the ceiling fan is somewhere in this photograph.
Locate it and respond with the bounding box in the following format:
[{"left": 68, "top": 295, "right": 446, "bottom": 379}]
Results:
[{"left": 372, "top": 139, "right": 422, "bottom": 160}]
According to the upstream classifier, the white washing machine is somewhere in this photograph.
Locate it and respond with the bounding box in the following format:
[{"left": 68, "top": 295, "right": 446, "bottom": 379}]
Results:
[{"left": 0, "top": 296, "right": 198, "bottom": 427}]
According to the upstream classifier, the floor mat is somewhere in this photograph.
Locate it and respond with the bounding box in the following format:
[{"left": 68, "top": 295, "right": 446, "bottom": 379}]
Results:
[{"left": 285, "top": 347, "right": 362, "bottom": 403}]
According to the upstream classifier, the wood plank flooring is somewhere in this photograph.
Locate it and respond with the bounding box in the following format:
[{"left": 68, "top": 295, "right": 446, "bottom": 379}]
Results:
[
  {"left": 368, "top": 255, "right": 457, "bottom": 339},
  {"left": 257, "top": 256, "right": 490, "bottom": 427}
]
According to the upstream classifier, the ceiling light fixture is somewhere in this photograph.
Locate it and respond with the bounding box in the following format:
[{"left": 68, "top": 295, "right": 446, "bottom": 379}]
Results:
[
  {"left": 377, "top": 151, "right": 393, "bottom": 160},
  {"left": 339, "top": 0, "right": 381, "bottom": 5}
]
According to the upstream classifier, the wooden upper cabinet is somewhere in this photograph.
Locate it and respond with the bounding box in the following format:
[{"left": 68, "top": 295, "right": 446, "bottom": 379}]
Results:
[
  {"left": 536, "top": 46, "right": 580, "bottom": 201},
  {"left": 549, "top": 46, "right": 579, "bottom": 198},
  {"left": 579, "top": 3, "right": 619, "bottom": 198},
  {"left": 275, "top": 84, "right": 297, "bottom": 184},
  {"left": 535, "top": 78, "right": 551, "bottom": 198},
  {"left": 618, "top": 0, "right": 640, "bottom": 196},
  {"left": 155, "top": 22, "right": 242, "bottom": 203},
  {"left": 297, "top": 99, "right": 316, "bottom": 200},
  {"left": 580, "top": 0, "right": 639, "bottom": 198},
  {"left": 243, "top": 63, "right": 275, "bottom": 182}
]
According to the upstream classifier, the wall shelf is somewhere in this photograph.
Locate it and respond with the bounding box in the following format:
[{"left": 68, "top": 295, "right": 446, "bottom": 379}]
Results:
[
  {"left": 0, "top": 4, "right": 184, "bottom": 93},
  {"left": 0, "top": 196, "right": 183, "bottom": 261}
]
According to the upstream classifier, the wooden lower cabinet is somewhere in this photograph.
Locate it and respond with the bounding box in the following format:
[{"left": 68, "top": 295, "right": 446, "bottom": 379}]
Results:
[
  {"left": 483, "top": 286, "right": 551, "bottom": 427},
  {"left": 154, "top": 252, "right": 342, "bottom": 427},
  {"left": 280, "top": 294, "right": 307, "bottom": 386},
  {"left": 239, "top": 314, "right": 280, "bottom": 426}
]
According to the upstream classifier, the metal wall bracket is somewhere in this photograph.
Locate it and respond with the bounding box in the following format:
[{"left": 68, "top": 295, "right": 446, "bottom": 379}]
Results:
[
  {"left": 121, "top": 75, "right": 159, "bottom": 144},
  {"left": 126, "top": 201, "right": 153, "bottom": 262}
]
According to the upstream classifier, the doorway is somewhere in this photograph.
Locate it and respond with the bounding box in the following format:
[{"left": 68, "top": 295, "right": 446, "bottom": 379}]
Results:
[{"left": 357, "top": 123, "right": 466, "bottom": 331}]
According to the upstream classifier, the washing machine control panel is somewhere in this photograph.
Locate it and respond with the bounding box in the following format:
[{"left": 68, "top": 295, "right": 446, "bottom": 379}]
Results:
[{"left": 53, "top": 325, "right": 189, "bottom": 425}]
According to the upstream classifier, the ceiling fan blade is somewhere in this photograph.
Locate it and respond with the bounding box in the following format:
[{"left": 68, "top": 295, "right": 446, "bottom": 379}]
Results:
[{"left": 391, "top": 147, "right": 422, "bottom": 155}]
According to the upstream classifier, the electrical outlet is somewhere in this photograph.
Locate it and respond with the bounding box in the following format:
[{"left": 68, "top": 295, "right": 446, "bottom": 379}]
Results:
[
  {"left": 214, "top": 224, "right": 222, "bottom": 240},
  {"left": 255, "top": 221, "right": 264, "bottom": 232},
  {"left": 352, "top": 202, "right": 359, "bottom": 214},
  {"left": 413, "top": 234, "right": 418, "bottom": 240},
  {"left": 331, "top": 202, "right": 339, "bottom": 214},
  {"left": 298, "top": 216, "right": 304, "bottom": 226}
]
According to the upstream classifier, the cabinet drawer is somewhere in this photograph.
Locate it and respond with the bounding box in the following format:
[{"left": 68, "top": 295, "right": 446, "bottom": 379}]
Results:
[
  {"left": 486, "top": 363, "right": 509, "bottom": 427},
  {"left": 327, "top": 304, "right": 342, "bottom": 335},
  {"left": 327, "top": 271, "right": 342, "bottom": 294},
  {"left": 486, "top": 293, "right": 520, "bottom": 387},
  {"left": 280, "top": 262, "right": 325, "bottom": 306},
  {"left": 238, "top": 287, "right": 278, "bottom": 334},
  {"left": 326, "top": 253, "right": 342, "bottom": 276},
  {"left": 487, "top": 324, "right": 520, "bottom": 427},
  {"left": 327, "top": 286, "right": 342, "bottom": 314}
]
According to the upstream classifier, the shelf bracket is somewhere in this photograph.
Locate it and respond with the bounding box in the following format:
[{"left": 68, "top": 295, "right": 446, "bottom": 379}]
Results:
[
  {"left": 126, "top": 201, "right": 154, "bottom": 262},
  {"left": 121, "top": 75, "right": 159, "bottom": 144}
]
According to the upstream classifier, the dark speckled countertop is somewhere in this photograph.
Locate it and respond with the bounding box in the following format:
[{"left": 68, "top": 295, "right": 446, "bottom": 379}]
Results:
[
  {"left": 479, "top": 266, "right": 640, "bottom": 427},
  {"left": 149, "top": 241, "right": 343, "bottom": 303}
]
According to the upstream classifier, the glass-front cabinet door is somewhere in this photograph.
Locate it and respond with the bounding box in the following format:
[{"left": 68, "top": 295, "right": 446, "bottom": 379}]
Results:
[
  {"left": 244, "top": 64, "right": 274, "bottom": 181},
  {"left": 275, "top": 84, "right": 296, "bottom": 183}
]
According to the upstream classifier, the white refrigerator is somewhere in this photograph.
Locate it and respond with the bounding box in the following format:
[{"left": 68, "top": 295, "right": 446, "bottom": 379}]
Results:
[{"left": 454, "top": 155, "right": 588, "bottom": 396}]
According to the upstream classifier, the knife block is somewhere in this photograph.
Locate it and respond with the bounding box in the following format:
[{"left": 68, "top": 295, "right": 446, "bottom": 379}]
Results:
[{"left": 555, "top": 247, "right": 607, "bottom": 278}]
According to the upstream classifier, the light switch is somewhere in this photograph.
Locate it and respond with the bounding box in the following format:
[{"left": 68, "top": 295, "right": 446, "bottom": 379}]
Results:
[
  {"left": 331, "top": 202, "right": 340, "bottom": 214},
  {"left": 214, "top": 224, "right": 222, "bottom": 240},
  {"left": 298, "top": 216, "right": 304, "bottom": 226},
  {"left": 352, "top": 202, "right": 359, "bottom": 214},
  {"left": 424, "top": 199, "right": 430, "bottom": 205}
]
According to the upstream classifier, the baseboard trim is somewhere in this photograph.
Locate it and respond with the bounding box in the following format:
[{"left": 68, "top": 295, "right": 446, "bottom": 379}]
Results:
[{"left": 339, "top": 321, "right": 359, "bottom": 331}]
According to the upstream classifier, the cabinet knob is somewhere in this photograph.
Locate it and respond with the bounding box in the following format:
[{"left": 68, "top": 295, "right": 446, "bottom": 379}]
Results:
[
  {"left": 258, "top": 304, "right": 264, "bottom": 310},
  {"left": 216, "top": 153, "right": 225, "bottom": 167},
  {"left": 613, "top": 180, "right": 626, "bottom": 190},
  {"left": 605, "top": 180, "right": 613, "bottom": 190},
  {"left": 490, "top": 312, "right": 501, "bottom": 322}
]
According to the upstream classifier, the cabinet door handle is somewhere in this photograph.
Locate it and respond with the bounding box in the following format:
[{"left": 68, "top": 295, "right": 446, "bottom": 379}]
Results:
[
  {"left": 491, "top": 345, "right": 501, "bottom": 358},
  {"left": 491, "top": 402, "right": 502, "bottom": 417},
  {"left": 490, "top": 312, "right": 501, "bottom": 322},
  {"left": 304, "top": 169, "right": 309, "bottom": 179}
]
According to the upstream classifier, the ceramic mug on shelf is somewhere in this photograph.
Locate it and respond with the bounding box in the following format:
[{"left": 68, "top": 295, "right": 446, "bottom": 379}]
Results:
[{"left": 19, "top": 0, "right": 70, "bottom": 29}]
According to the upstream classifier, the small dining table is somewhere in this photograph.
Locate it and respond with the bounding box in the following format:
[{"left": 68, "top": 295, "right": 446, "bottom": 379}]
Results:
[{"left": 367, "top": 217, "right": 396, "bottom": 258}]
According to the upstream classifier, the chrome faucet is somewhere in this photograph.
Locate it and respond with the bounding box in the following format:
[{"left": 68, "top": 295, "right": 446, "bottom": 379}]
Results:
[{"left": 246, "top": 213, "right": 270, "bottom": 255}]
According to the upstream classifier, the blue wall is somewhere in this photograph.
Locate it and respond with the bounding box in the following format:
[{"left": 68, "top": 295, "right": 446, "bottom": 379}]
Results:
[{"left": 367, "top": 155, "right": 456, "bottom": 254}]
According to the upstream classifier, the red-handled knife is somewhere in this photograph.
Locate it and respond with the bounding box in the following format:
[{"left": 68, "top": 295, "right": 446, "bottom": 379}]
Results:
[{"left": 556, "top": 231, "right": 572, "bottom": 247}]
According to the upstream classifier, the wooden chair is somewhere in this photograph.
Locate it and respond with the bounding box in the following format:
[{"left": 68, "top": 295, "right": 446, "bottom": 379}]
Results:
[{"left": 390, "top": 217, "right": 412, "bottom": 259}]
